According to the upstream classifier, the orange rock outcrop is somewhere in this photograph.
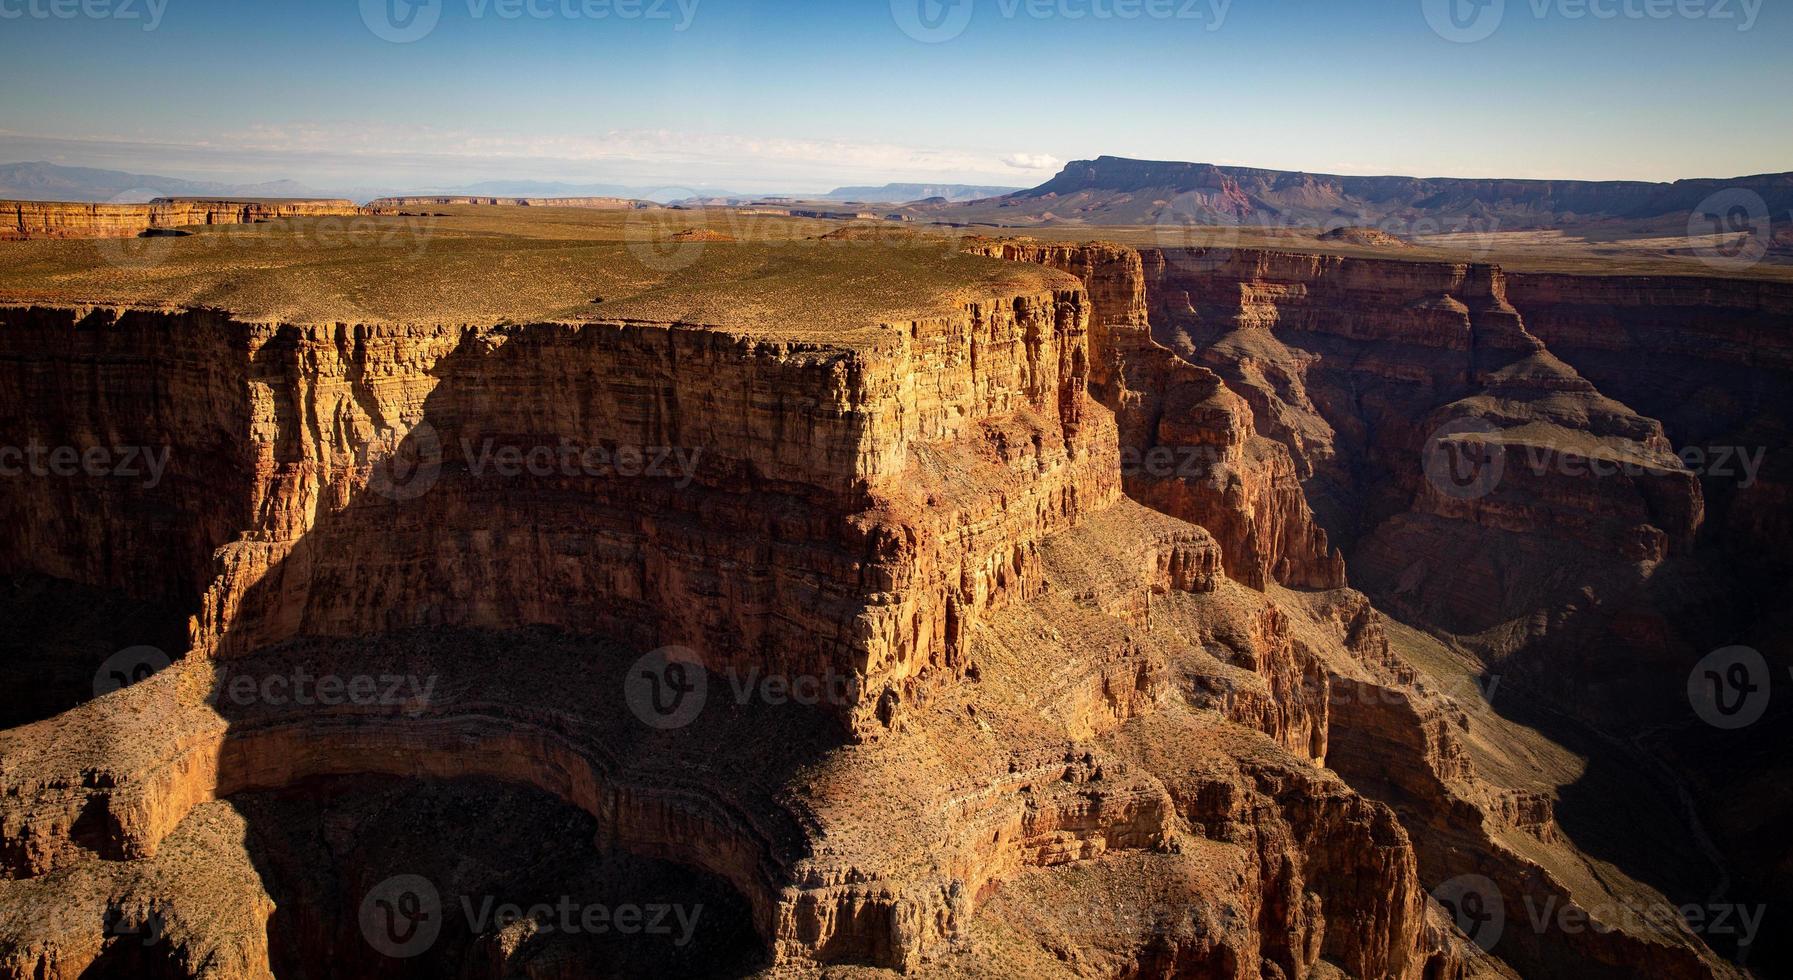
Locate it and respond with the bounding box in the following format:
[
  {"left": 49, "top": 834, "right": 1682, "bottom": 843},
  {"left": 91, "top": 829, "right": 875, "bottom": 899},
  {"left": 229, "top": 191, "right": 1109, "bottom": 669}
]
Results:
[
  {"left": 0, "top": 219, "right": 1774, "bottom": 979},
  {"left": 3, "top": 199, "right": 364, "bottom": 239}
]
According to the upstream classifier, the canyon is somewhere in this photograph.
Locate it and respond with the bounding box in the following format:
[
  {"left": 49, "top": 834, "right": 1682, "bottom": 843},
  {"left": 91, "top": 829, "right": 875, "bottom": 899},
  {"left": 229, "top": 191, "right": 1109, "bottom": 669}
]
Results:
[
  {"left": 0, "top": 205, "right": 1785, "bottom": 978},
  {"left": 3, "top": 198, "right": 365, "bottom": 240}
]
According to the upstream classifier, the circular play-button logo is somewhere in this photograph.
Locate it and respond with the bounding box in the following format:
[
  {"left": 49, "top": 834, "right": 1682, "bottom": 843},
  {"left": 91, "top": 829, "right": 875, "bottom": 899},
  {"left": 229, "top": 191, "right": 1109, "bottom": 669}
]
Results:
[
  {"left": 359, "top": 874, "right": 442, "bottom": 958},
  {"left": 362, "top": 0, "right": 442, "bottom": 43},
  {"left": 1433, "top": 873, "right": 1505, "bottom": 951},
  {"left": 891, "top": 0, "right": 973, "bottom": 43},
  {"left": 1422, "top": 0, "right": 1505, "bottom": 43},
  {"left": 623, "top": 645, "right": 708, "bottom": 729},
  {"left": 1688, "top": 645, "right": 1771, "bottom": 730}
]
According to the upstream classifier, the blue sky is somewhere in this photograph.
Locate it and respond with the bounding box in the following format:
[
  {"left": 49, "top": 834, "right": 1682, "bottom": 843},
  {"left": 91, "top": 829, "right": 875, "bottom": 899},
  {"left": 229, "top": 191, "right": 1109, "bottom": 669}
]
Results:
[{"left": 0, "top": 0, "right": 1788, "bottom": 193}]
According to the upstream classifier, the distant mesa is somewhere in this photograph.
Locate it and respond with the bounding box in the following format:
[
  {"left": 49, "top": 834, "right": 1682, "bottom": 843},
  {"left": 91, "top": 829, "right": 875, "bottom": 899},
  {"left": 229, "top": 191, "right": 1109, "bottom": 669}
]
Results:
[
  {"left": 815, "top": 224, "right": 919, "bottom": 242},
  {"left": 364, "top": 195, "right": 643, "bottom": 210},
  {"left": 821, "top": 182, "right": 1024, "bottom": 204},
  {"left": 3, "top": 197, "right": 362, "bottom": 240},
  {"left": 1317, "top": 226, "right": 1411, "bottom": 248},
  {"left": 925, "top": 155, "right": 1793, "bottom": 234}
]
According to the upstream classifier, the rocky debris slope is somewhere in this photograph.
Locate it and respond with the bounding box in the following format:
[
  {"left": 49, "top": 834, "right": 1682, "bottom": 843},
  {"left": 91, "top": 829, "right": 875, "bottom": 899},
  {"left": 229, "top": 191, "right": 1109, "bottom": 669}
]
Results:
[{"left": 976, "top": 237, "right": 1754, "bottom": 980}]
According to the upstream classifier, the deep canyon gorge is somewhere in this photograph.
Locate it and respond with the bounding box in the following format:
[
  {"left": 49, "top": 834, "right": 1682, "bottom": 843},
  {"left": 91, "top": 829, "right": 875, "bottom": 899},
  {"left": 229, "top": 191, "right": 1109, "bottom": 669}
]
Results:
[{"left": 0, "top": 202, "right": 1788, "bottom": 979}]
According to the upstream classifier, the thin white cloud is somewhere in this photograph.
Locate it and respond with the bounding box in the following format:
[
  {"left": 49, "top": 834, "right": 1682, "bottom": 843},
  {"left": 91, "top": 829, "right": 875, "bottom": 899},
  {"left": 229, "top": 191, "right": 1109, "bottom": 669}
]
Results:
[
  {"left": 0, "top": 126, "right": 1049, "bottom": 192},
  {"left": 1001, "top": 152, "right": 1063, "bottom": 171}
]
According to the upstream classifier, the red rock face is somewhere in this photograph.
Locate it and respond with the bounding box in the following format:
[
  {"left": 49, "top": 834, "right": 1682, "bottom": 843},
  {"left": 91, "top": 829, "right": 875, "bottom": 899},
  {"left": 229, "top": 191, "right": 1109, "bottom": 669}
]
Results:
[
  {"left": 975, "top": 238, "right": 1772, "bottom": 980},
  {"left": 963, "top": 239, "right": 1346, "bottom": 592},
  {"left": 0, "top": 240, "right": 1777, "bottom": 978},
  {"left": 3, "top": 199, "right": 364, "bottom": 239}
]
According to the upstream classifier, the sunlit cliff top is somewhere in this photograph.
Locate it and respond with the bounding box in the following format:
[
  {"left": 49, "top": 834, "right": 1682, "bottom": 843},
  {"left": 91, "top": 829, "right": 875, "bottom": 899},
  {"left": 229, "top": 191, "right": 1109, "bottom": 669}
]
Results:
[{"left": 0, "top": 206, "right": 1073, "bottom": 345}]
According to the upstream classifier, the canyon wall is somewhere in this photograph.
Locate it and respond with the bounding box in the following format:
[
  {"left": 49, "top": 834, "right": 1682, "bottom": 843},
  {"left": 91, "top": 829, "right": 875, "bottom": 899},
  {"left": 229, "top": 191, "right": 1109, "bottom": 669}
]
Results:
[
  {"left": 0, "top": 290, "right": 1111, "bottom": 735},
  {"left": 2, "top": 238, "right": 1775, "bottom": 977},
  {"left": 0, "top": 275, "right": 1469, "bottom": 977},
  {"left": 2, "top": 199, "right": 363, "bottom": 240},
  {"left": 1138, "top": 248, "right": 1703, "bottom": 651},
  {"left": 978, "top": 238, "right": 1753, "bottom": 980},
  {"left": 962, "top": 239, "right": 1344, "bottom": 591}
]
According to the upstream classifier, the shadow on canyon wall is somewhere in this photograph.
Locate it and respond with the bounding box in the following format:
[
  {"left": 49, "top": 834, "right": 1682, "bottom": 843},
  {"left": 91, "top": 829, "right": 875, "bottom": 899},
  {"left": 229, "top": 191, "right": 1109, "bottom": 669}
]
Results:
[{"left": 18, "top": 321, "right": 883, "bottom": 975}]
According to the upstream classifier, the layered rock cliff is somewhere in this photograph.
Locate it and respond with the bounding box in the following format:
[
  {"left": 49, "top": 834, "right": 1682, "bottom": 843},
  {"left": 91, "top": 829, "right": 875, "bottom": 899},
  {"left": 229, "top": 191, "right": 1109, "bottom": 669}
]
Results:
[
  {"left": 962, "top": 239, "right": 1345, "bottom": 592},
  {"left": 0, "top": 224, "right": 1775, "bottom": 978},
  {"left": 3, "top": 199, "right": 363, "bottom": 240},
  {"left": 0, "top": 255, "right": 1488, "bottom": 977},
  {"left": 974, "top": 237, "right": 1757, "bottom": 980}
]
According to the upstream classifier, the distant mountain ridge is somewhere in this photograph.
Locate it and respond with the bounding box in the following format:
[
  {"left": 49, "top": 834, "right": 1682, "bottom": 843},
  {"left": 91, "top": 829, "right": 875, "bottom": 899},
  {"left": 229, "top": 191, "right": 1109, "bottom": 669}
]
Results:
[
  {"left": 947, "top": 155, "right": 1793, "bottom": 231},
  {"left": 0, "top": 163, "right": 732, "bottom": 205},
  {"left": 0, "top": 162, "right": 317, "bottom": 202},
  {"left": 823, "top": 183, "right": 1024, "bottom": 203}
]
